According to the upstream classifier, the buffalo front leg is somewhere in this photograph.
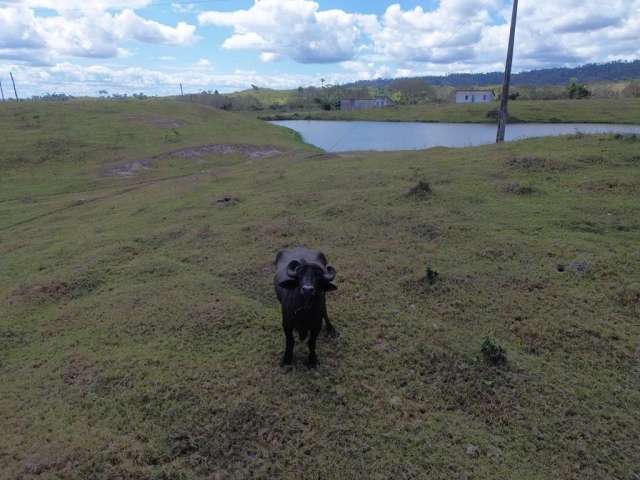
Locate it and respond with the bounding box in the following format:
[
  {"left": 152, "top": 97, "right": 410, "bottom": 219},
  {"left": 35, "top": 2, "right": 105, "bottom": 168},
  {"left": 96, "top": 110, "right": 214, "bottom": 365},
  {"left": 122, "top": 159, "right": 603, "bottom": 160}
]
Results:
[
  {"left": 307, "top": 329, "right": 319, "bottom": 368},
  {"left": 282, "top": 325, "right": 295, "bottom": 366}
]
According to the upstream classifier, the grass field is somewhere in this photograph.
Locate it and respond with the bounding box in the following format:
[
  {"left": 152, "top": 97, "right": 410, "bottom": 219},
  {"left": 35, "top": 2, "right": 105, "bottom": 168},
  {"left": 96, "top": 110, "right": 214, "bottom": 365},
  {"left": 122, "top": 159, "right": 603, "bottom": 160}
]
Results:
[
  {"left": 1, "top": 99, "right": 639, "bottom": 479},
  {"left": 257, "top": 97, "right": 640, "bottom": 124}
]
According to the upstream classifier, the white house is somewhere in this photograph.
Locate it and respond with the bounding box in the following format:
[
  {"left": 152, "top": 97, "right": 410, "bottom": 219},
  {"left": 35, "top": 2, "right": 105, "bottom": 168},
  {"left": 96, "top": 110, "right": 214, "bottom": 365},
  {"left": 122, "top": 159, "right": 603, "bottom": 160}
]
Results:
[{"left": 455, "top": 90, "right": 495, "bottom": 104}]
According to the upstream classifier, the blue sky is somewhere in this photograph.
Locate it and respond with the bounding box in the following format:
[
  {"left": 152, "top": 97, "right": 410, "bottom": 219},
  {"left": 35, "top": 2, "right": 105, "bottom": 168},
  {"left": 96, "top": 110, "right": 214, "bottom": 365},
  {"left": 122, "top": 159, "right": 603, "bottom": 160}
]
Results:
[{"left": 1, "top": 0, "right": 638, "bottom": 97}]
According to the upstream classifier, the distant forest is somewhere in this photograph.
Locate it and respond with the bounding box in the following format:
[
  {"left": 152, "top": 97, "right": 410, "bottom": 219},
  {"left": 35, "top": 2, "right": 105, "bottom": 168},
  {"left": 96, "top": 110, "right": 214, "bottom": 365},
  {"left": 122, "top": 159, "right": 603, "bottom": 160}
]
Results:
[{"left": 348, "top": 60, "right": 640, "bottom": 88}]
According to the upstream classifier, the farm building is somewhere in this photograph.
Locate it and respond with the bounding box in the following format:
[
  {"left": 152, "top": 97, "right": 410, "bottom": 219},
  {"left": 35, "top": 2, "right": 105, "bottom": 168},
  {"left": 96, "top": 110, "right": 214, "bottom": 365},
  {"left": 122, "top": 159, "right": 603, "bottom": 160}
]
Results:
[
  {"left": 340, "top": 96, "right": 394, "bottom": 111},
  {"left": 455, "top": 90, "right": 495, "bottom": 104}
]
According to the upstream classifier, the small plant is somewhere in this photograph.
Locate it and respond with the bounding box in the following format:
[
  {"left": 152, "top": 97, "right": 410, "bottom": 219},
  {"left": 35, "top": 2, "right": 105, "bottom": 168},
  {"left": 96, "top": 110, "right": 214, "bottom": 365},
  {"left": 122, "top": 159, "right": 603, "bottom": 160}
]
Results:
[
  {"left": 425, "top": 266, "right": 439, "bottom": 285},
  {"left": 481, "top": 337, "right": 507, "bottom": 365},
  {"left": 164, "top": 128, "right": 181, "bottom": 143}
]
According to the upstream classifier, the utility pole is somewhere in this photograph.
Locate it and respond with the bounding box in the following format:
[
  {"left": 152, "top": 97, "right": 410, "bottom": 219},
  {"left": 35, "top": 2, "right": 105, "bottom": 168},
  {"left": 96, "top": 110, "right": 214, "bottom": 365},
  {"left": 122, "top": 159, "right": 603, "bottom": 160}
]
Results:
[
  {"left": 180, "top": 83, "right": 184, "bottom": 96},
  {"left": 0, "top": 79, "right": 5, "bottom": 101},
  {"left": 496, "top": 0, "right": 518, "bottom": 143},
  {"left": 10, "top": 72, "right": 19, "bottom": 102}
]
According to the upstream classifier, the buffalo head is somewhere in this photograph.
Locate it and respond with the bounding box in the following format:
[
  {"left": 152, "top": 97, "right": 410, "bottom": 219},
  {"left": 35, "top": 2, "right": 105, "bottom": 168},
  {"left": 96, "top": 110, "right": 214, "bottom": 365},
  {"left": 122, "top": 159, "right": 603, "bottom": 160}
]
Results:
[{"left": 279, "top": 259, "right": 337, "bottom": 304}]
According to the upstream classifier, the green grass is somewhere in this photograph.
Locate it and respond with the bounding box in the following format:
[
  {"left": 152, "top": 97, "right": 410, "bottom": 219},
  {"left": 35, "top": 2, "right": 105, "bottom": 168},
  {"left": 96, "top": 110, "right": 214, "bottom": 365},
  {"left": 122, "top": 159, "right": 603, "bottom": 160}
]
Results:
[
  {"left": 1, "top": 100, "right": 640, "bottom": 479},
  {"left": 227, "top": 87, "right": 293, "bottom": 105},
  {"left": 257, "top": 97, "right": 640, "bottom": 124}
]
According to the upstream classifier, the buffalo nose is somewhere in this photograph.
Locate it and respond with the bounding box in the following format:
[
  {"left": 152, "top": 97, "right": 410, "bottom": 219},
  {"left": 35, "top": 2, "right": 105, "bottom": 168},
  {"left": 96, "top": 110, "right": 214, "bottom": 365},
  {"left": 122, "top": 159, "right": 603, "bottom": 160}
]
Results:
[{"left": 302, "top": 286, "right": 314, "bottom": 295}]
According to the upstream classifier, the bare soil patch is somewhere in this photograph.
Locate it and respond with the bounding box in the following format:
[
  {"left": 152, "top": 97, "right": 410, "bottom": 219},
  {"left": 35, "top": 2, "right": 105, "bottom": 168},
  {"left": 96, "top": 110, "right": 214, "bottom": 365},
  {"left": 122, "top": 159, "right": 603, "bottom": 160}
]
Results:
[
  {"left": 106, "top": 159, "right": 153, "bottom": 177},
  {"left": 103, "top": 144, "right": 285, "bottom": 177},
  {"left": 168, "top": 402, "right": 304, "bottom": 478},
  {"left": 506, "top": 155, "right": 573, "bottom": 171},
  {"left": 416, "top": 348, "right": 530, "bottom": 423},
  {"left": 12, "top": 275, "right": 101, "bottom": 304},
  {"left": 579, "top": 179, "right": 640, "bottom": 194},
  {"left": 410, "top": 223, "right": 440, "bottom": 240}
]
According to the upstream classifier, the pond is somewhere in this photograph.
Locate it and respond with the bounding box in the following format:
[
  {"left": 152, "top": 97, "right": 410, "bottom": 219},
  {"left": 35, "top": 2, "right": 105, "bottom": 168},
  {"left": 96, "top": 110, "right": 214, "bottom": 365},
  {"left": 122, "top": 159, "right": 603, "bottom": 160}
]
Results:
[{"left": 271, "top": 120, "right": 640, "bottom": 152}]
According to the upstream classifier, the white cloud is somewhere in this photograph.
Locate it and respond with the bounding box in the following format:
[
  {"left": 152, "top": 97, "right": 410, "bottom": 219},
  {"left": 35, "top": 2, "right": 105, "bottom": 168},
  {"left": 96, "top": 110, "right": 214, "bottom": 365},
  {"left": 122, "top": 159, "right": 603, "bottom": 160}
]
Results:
[
  {"left": 196, "top": 58, "right": 211, "bottom": 66},
  {"left": 0, "top": 60, "right": 336, "bottom": 96},
  {"left": 376, "top": 0, "right": 640, "bottom": 70},
  {"left": 171, "top": 3, "right": 197, "bottom": 14},
  {"left": 199, "top": 0, "right": 378, "bottom": 64},
  {"left": 0, "top": 6, "right": 45, "bottom": 49},
  {"left": 0, "top": 3, "right": 197, "bottom": 63},
  {"left": 6, "top": 0, "right": 153, "bottom": 12},
  {"left": 198, "top": 0, "right": 640, "bottom": 73},
  {"left": 113, "top": 10, "right": 195, "bottom": 46},
  {"left": 260, "top": 51, "right": 281, "bottom": 63}
]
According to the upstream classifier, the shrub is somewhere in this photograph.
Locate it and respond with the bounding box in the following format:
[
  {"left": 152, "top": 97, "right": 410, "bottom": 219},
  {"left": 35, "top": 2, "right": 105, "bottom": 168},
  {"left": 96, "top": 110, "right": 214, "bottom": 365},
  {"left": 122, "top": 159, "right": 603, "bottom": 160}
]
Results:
[
  {"left": 567, "top": 79, "right": 591, "bottom": 99},
  {"left": 481, "top": 337, "right": 507, "bottom": 365}
]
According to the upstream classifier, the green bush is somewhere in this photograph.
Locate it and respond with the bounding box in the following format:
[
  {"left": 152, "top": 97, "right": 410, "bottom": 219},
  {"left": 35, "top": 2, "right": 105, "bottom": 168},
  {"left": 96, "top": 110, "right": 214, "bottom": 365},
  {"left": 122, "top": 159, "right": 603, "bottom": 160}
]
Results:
[{"left": 481, "top": 337, "right": 507, "bottom": 365}]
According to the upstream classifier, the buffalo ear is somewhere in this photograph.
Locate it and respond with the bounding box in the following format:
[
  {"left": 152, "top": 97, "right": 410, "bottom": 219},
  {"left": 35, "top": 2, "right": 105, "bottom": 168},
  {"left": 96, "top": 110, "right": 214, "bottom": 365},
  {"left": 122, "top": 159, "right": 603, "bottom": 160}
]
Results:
[{"left": 324, "top": 281, "right": 338, "bottom": 292}]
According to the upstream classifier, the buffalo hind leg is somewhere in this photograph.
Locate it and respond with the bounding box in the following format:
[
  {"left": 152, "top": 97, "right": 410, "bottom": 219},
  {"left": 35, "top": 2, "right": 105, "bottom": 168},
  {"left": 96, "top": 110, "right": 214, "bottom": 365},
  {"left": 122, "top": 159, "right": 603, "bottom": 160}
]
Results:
[
  {"left": 282, "top": 326, "right": 295, "bottom": 366},
  {"left": 307, "top": 329, "right": 319, "bottom": 368}
]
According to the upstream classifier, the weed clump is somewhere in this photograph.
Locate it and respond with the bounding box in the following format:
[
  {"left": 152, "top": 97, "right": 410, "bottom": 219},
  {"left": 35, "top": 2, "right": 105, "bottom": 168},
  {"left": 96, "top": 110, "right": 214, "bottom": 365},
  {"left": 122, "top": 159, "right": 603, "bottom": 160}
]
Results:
[
  {"left": 481, "top": 337, "right": 507, "bottom": 365},
  {"left": 619, "top": 284, "right": 640, "bottom": 307},
  {"left": 215, "top": 196, "right": 240, "bottom": 206},
  {"left": 407, "top": 181, "right": 432, "bottom": 198},
  {"left": 612, "top": 133, "right": 639, "bottom": 142},
  {"left": 425, "top": 266, "right": 439, "bottom": 285},
  {"left": 504, "top": 182, "right": 535, "bottom": 195},
  {"left": 507, "top": 156, "right": 547, "bottom": 169}
]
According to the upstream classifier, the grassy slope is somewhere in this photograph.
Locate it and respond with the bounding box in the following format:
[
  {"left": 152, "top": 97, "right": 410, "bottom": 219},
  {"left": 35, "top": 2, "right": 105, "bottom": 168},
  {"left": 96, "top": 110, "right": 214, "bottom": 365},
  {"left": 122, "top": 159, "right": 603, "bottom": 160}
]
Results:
[
  {"left": 1, "top": 100, "right": 640, "bottom": 479},
  {"left": 257, "top": 97, "right": 640, "bottom": 124},
  {"left": 227, "top": 88, "right": 293, "bottom": 105}
]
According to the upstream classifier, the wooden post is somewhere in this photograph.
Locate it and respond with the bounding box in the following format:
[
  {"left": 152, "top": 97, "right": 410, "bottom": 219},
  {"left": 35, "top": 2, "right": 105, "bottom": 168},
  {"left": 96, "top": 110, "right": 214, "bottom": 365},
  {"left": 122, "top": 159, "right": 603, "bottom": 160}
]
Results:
[
  {"left": 496, "top": 0, "right": 518, "bottom": 143},
  {"left": 0, "top": 79, "right": 5, "bottom": 101},
  {"left": 10, "top": 72, "right": 19, "bottom": 102}
]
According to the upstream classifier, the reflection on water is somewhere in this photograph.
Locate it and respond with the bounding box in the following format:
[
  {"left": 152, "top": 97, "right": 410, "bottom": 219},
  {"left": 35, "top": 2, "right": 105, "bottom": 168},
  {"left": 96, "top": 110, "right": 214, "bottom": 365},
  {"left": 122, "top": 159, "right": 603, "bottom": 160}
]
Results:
[{"left": 271, "top": 120, "right": 640, "bottom": 152}]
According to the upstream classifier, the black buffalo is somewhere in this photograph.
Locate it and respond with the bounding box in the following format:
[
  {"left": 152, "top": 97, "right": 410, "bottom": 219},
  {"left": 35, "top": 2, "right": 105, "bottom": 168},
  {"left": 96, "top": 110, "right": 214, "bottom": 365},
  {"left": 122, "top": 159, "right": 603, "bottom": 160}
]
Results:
[{"left": 274, "top": 247, "right": 338, "bottom": 367}]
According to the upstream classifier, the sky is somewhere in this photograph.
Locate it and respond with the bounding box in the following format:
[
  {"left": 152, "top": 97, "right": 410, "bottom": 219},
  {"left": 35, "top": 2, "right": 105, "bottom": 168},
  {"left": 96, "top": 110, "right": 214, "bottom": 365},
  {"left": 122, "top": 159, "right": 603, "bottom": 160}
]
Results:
[{"left": 0, "top": 0, "right": 639, "bottom": 97}]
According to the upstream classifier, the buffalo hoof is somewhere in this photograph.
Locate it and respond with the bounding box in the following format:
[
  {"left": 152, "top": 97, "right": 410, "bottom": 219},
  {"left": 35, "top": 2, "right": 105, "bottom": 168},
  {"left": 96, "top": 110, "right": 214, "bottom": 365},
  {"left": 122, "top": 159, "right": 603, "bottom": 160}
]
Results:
[
  {"left": 306, "top": 356, "right": 318, "bottom": 369},
  {"left": 326, "top": 327, "right": 340, "bottom": 339},
  {"left": 281, "top": 356, "right": 293, "bottom": 367}
]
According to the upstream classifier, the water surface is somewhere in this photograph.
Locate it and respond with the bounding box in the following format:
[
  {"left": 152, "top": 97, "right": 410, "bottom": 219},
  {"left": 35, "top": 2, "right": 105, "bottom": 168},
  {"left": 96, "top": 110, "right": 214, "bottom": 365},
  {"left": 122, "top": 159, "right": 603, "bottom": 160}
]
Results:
[{"left": 272, "top": 120, "right": 640, "bottom": 152}]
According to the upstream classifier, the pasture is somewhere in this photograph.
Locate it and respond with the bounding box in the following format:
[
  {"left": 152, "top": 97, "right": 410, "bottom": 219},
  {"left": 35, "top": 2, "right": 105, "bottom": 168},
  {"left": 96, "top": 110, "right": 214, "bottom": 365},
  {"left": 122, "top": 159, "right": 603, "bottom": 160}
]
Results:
[{"left": 1, "top": 100, "right": 639, "bottom": 479}]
